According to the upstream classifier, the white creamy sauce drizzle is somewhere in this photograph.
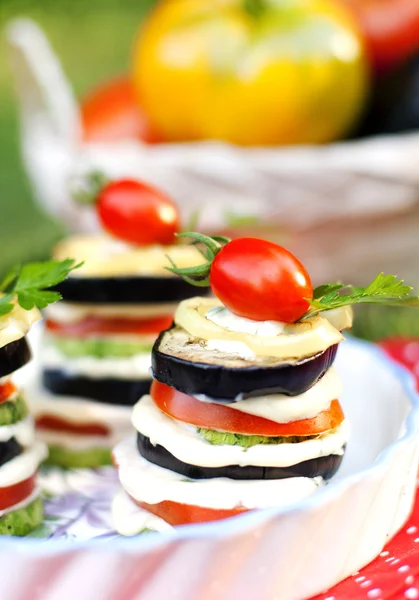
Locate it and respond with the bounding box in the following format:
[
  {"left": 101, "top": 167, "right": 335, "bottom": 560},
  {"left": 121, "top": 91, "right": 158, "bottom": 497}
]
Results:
[
  {"left": 41, "top": 346, "right": 152, "bottom": 380},
  {"left": 0, "top": 441, "right": 47, "bottom": 487},
  {"left": 132, "top": 396, "right": 349, "bottom": 468},
  {"left": 114, "top": 437, "right": 324, "bottom": 510},
  {"left": 39, "top": 430, "right": 115, "bottom": 450},
  {"left": 28, "top": 391, "right": 133, "bottom": 445},
  {"left": 0, "top": 416, "right": 35, "bottom": 446},
  {"left": 205, "top": 306, "right": 286, "bottom": 337},
  {"left": 0, "top": 487, "right": 40, "bottom": 518},
  {"left": 44, "top": 302, "right": 177, "bottom": 324},
  {"left": 112, "top": 489, "right": 173, "bottom": 536},
  {"left": 195, "top": 367, "right": 342, "bottom": 424}
]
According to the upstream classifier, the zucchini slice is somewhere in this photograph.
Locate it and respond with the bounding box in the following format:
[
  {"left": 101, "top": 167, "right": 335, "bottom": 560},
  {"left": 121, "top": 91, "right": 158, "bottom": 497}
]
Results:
[
  {"left": 152, "top": 327, "right": 338, "bottom": 400},
  {"left": 137, "top": 433, "right": 344, "bottom": 480},
  {"left": 0, "top": 338, "right": 31, "bottom": 379},
  {"left": 42, "top": 370, "right": 152, "bottom": 406}
]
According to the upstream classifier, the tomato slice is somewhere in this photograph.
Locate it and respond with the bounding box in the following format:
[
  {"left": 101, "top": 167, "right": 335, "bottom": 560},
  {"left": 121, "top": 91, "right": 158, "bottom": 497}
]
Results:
[
  {"left": 36, "top": 415, "right": 110, "bottom": 437},
  {"left": 130, "top": 496, "right": 249, "bottom": 526},
  {"left": 45, "top": 315, "right": 173, "bottom": 337},
  {"left": 0, "top": 381, "right": 17, "bottom": 404},
  {"left": 151, "top": 380, "right": 344, "bottom": 437},
  {"left": 0, "top": 474, "right": 36, "bottom": 511}
]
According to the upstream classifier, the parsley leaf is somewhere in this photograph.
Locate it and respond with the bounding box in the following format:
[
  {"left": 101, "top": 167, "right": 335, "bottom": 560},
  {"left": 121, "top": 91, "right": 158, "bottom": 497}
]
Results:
[
  {"left": 303, "top": 274, "right": 419, "bottom": 319},
  {"left": 0, "top": 259, "right": 81, "bottom": 316}
]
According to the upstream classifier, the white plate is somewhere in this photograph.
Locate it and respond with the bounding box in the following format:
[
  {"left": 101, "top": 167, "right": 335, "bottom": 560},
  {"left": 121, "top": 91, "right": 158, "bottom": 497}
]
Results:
[{"left": 2, "top": 337, "right": 419, "bottom": 600}]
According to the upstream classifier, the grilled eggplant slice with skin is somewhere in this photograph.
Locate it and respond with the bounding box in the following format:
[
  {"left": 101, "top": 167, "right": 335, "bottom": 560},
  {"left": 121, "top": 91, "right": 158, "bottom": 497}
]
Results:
[
  {"left": 52, "top": 276, "right": 205, "bottom": 305},
  {"left": 137, "top": 433, "right": 344, "bottom": 480},
  {"left": 43, "top": 370, "right": 152, "bottom": 406},
  {"left": 0, "top": 438, "right": 22, "bottom": 467},
  {"left": 152, "top": 327, "right": 338, "bottom": 401},
  {"left": 0, "top": 338, "right": 31, "bottom": 379}
]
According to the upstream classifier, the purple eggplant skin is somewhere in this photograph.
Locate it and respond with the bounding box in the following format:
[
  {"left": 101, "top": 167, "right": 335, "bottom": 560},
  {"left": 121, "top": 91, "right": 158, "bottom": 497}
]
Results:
[
  {"left": 0, "top": 438, "right": 22, "bottom": 467},
  {"left": 42, "top": 370, "right": 152, "bottom": 406},
  {"left": 137, "top": 433, "right": 345, "bottom": 481},
  {"left": 0, "top": 338, "right": 31, "bottom": 379},
  {"left": 152, "top": 336, "right": 338, "bottom": 401},
  {"left": 52, "top": 275, "right": 206, "bottom": 305}
]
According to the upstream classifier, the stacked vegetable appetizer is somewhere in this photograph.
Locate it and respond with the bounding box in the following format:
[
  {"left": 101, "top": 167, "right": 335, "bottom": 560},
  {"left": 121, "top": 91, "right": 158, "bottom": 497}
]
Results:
[
  {"left": 0, "top": 259, "right": 77, "bottom": 535},
  {"left": 112, "top": 234, "right": 419, "bottom": 532},
  {"left": 29, "top": 180, "right": 205, "bottom": 468}
]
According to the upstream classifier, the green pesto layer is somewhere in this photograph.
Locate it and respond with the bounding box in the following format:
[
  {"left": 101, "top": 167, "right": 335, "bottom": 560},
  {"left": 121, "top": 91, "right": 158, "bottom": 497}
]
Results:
[
  {"left": 0, "top": 496, "right": 43, "bottom": 537},
  {"left": 197, "top": 428, "right": 319, "bottom": 448},
  {"left": 45, "top": 445, "right": 113, "bottom": 468},
  {"left": 50, "top": 336, "right": 153, "bottom": 359},
  {"left": 0, "top": 395, "right": 28, "bottom": 427}
]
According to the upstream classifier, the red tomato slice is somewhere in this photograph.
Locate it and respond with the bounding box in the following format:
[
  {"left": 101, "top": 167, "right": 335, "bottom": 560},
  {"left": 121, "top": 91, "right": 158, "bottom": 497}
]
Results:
[
  {"left": 36, "top": 415, "right": 110, "bottom": 437},
  {"left": 151, "top": 381, "right": 344, "bottom": 437},
  {"left": 45, "top": 315, "right": 173, "bottom": 337},
  {"left": 81, "top": 76, "right": 161, "bottom": 143},
  {"left": 130, "top": 496, "right": 249, "bottom": 526},
  {"left": 0, "top": 474, "right": 36, "bottom": 511},
  {"left": 0, "top": 381, "right": 17, "bottom": 404}
]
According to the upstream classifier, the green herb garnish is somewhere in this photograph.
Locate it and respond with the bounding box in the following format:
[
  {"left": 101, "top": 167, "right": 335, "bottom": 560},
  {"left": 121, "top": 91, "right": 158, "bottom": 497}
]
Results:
[{"left": 0, "top": 259, "right": 81, "bottom": 316}]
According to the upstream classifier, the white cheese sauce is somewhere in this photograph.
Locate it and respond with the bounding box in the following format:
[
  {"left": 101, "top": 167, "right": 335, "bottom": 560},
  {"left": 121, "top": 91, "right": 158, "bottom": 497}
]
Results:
[
  {"left": 44, "top": 302, "right": 177, "bottom": 324},
  {"left": 38, "top": 430, "right": 114, "bottom": 450},
  {"left": 40, "top": 346, "right": 152, "bottom": 380},
  {"left": 132, "top": 396, "right": 349, "bottom": 468},
  {"left": 112, "top": 489, "right": 173, "bottom": 536},
  {"left": 205, "top": 306, "right": 286, "bottom": 337},
  {"left": 195, "top": 367, "right": 342, "bottom": 424},
  {"left": 0, "top": 441, "right": 47, "bottom": 487},
  {"left": 114, "top": 436, "right": 324, "bottom": 510},
  {"left": 0, "top": 416, "right": 35, "bottom": 446}
]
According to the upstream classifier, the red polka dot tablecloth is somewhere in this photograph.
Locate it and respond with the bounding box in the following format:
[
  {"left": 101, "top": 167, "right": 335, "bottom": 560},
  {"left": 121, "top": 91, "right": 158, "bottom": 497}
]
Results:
[{"left": 313, "top": 339, "right": 419, "bottom": 600}]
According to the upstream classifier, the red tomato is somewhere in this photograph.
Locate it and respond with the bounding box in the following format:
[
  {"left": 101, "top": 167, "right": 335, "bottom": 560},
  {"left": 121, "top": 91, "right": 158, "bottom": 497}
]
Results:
[
  {"left": 151, "top": 381, "right": 344, "bottom": 437},
  {"left": 97, "top": 179, "right": 180, "bottom": 245},
  {"left": 131, "top": 497, "right": 248, "bottom": 526},
  {"left": 210, "top": 238, "right": 313, "bottom": 323},
  {"left": 338, "top": 0, "right": 419, "bottom": 73},
  {"left": 45, "top": 315, "right": 173, "bottom": 337},
  {"left": 0, "top": 474, "right": 36, "bottom": 511},
  {"left": 0, "top": 381, "right": 16, "bottom": 404},
  {"left": 81, "top": 77, "right": 160, "bottom": 143},
  {"left": 36, "top": 415, "right": 110, "bottom": 437}
]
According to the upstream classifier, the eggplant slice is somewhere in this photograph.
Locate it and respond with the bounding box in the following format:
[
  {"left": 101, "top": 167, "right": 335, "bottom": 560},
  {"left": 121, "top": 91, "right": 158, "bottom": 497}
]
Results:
[
  {"left": 43, "top": 370, "right": 152, "bottom": 406},
  {"left": 0, "top": 438, "right": 22, "bottom": 467},
  {"left": 53, "top": 276, "right": 203, "bottom": 305},
  {"left": 137, "top": 433, "right": 344, "bottom": 480},
  {"left": 152, "top": 327, "right": 338, "bottom": 400},
  {"left": 0, "top": 337, "right": 31, "bottom": 379}
]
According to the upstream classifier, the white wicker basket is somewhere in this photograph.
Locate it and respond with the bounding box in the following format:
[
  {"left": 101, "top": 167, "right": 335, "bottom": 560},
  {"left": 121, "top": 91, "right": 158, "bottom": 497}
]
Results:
[{"left": 7, "top": 18, "right": 419, "bottom": 285}]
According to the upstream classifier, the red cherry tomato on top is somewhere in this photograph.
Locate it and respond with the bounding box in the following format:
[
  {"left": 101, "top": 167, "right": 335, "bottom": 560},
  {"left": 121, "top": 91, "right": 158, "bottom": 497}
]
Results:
[
  {"left": 81, "top": 77, "right": 160, "bottom": 143},
  {"left": 210, "top": 238, "right": 313, "bottom": 323},
  {"left": 97, "top": 179, "right": 180, "bottom": 246},
  {"left": 338, "top": 0, "right": 419, "bottom": 73}
]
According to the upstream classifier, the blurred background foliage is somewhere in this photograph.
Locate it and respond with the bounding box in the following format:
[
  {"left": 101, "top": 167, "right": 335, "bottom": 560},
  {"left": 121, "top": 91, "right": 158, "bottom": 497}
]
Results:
[{"left": 0, "top": 0, "right": 155, "bottom": 273}]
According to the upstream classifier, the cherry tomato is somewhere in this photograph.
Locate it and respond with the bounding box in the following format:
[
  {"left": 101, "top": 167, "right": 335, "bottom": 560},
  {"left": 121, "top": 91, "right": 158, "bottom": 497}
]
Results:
[
  {"left": 151, "top": 381, "right": 343, "bottom": 437},
  {"left": 0, "top": 474, "right": 36, "bottom": 511},
  {"left": 0, "top": 381, "right": 16, "bottom": 404},
  {"left": 36, "top": 415, "right": 109, "bottom": 437},
  {"left": 338, "top": 0, "right": 419, "bottom": 73},
  {"left": 81, "top": 77, "right": 160, "bottom": 143},
  {"left": 131, "top": 497, "right": 248, "bottom": 526},
  {"left": 97, "top": 179, "right": 180, "bottom": 246},
  {"left": 210, "top": 238, "right": 313, "bottom": 323},
  {"left": 45, "top": 315, "right": 173, "bottom": 338}
]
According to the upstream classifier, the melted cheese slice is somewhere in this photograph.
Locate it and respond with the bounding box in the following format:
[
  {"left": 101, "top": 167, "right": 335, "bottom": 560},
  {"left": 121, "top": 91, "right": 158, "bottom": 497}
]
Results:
[
  {"left": 0, "top": 300, "right": 40, "bottom": 349},
  {"left": 175, "top": 297, "right": 353, "bottom": 360},
  {"left": 53, "top": 235, "right": 206, "bottom": 277}
]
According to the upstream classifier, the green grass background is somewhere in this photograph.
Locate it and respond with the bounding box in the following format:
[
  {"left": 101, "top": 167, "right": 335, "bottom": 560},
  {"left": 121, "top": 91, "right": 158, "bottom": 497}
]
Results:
[{"left": 0, "top": 0, "right": 154, "bottom": 274}]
